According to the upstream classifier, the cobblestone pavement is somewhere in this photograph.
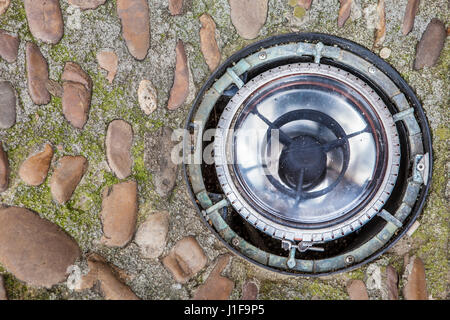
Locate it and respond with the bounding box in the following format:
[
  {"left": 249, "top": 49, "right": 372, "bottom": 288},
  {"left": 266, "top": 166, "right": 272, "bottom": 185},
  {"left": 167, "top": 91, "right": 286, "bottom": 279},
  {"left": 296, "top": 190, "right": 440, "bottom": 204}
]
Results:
[{"left": 0, "top": 0, "right": 448, "bottom": 300}]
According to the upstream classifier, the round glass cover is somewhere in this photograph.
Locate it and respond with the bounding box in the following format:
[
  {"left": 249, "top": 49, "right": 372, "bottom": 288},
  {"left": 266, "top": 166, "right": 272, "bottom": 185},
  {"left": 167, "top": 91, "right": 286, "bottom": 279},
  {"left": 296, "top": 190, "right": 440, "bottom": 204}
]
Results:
[{"left": 227, "top": 72, "right": 388, "bottom": 227}]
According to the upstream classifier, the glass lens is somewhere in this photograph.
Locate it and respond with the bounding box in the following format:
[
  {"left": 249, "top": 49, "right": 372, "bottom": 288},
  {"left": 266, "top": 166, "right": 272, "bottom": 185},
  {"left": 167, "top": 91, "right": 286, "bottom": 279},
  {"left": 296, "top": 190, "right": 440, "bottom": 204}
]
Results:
[{"left": 230, "top": 74, "right": 386, "bottom": 226}]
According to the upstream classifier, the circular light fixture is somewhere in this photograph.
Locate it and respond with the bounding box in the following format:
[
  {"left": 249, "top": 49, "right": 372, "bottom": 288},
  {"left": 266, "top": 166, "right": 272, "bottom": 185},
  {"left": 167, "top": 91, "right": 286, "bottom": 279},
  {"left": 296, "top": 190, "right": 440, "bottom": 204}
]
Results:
[{"left": 183, "top": 33, "right": 432, "bottom": 276}]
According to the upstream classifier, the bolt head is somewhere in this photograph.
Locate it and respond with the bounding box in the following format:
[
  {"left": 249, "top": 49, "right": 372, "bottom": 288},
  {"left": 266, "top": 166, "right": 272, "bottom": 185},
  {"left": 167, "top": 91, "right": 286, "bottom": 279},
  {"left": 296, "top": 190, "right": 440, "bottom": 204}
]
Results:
[
  {"left": 345, "top": 255, "right": 355, "bottom": 264},
  {"left": 287, "top": 258, "right": 296, "bottom": 269},
  {"left": 259, "top": 52, "right": 267, "bottom": 60}
]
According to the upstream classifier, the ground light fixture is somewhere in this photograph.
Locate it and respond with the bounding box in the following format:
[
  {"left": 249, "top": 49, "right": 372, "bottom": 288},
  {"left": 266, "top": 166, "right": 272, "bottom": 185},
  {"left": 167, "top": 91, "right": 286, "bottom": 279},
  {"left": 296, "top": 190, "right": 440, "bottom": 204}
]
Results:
[{"left": 183, "top": 33, "right": 432, "bottom": 276}]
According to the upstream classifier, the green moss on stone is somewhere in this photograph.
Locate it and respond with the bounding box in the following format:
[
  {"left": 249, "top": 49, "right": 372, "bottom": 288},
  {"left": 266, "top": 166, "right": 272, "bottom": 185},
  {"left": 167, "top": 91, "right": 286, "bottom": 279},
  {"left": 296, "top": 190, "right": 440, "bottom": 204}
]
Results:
[
  {"left": 49, "top": 43, "right": 77, "bottom": 64},
  {"left": 1, "top": 272, "right": 53, "bottom": 300},
  {"left": 293, "top": 6, "right": 306, "bottom": 19},
  {"left": 288, "top": 0, "right": 298, "bottom": 7}
]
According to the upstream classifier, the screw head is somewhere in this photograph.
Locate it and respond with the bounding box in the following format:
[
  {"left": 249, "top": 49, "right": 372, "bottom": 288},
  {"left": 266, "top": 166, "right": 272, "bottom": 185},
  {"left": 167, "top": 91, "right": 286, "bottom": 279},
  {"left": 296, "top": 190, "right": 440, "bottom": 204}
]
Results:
[
  {"left": 417, "top": 163, "right": 425, "bottom": 171},
  {"left": 287, "top": 258, "right": 296, "bottom": 269},
  {"left": 232, "top": 237, "right": 240, "bottom": 247},
  {"left": 345, "top": 255, "right": 355, "bottom": 264},
  {"left": 259, "top": 51, "right": 267, "bottom": 60},
  {"left": 368, "top": 66, "right": 376, "bottom": 74}
]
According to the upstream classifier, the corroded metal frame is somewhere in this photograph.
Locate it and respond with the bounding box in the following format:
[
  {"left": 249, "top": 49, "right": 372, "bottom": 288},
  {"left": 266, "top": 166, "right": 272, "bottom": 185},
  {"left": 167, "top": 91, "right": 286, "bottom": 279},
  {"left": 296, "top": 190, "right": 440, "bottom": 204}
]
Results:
[{"left": 183, "top": 33, "right": 432, "bottom": 276}]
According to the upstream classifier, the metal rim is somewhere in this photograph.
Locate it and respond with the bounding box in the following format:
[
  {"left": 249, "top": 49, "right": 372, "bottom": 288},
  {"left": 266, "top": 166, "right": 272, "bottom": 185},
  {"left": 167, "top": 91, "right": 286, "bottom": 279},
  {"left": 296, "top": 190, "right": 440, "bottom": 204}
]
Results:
[
  {"left": 183, "top": 32, "right": 433, "bottom": 276},
  {"left": 214, "top": 63, "right": 401, "bottom": 242}
]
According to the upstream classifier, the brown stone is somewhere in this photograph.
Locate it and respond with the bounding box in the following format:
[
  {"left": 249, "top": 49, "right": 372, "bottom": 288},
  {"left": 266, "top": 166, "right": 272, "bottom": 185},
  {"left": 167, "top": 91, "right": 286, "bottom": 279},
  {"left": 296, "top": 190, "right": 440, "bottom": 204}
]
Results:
[
  {"left": 386, "top": 265, "right": 399, "bottom": 300},
  {"left": 117, "top": 0, "right": 150, "bottom": 60},
  {"left": 0, "top": 275, "right": 7, "bottom": 300},
  {"left": 338, "top": 0, "right": 352, "bottom": 27},
  {"left": 373, "top": 0, "right": 386, "bottom": 49},
  {"left": 297, "top": 0, "right": 312, "bottom": 9},
  {"left": 50, "top": 155, "right": 88, "bottom": 204},
  {"left": 167, "top": 40, "right": 189, "bottom": 110},
  {"left": 199, "top": 14, "right": 221, "bottom": 72},
  {"left": 0, "top": 0, "right": 10, "bottom": 15},
  {"left": 62, "top": 82, "right": 91, "bottom": 129},
  {"left": 77, "top": 253, "right": 139, "bottom": 300},
  {"left": 62, "top": 62, "right": 93, "bottom": 91},
  {"left": 67, "top": 0, "right": 106, "bottom": 10},
  {"left": 0, "top": 206, "right": 81, "bottom": 288},
  {"left": 193, "top": 255, "right": 234, "bottom": 300},
  {"left": 46, "top": 79, "right": 63, "bottom": 98},
  {"left": 413, "top": 18, "right": 446, "bottom": 70},
  {"left": 106, "top": 120, "right": 133, "bottom": 179},
  {"left": 403, "top": 256, "right": 428, "bottom": 300},
  {"left": 100, "top": 181, "right": 138, "bottom": 247},
  {"left": 0, "top": 30, "right": 19, "bottom": 63},
  {"left": 0, "top": 141, "right": 9, "bottom": 193},
  {"left": 346, "top": 280, "right": 369, "bottom": 300},
  {"left": 162, "top": 236, "right": 207, "bottom": 284},
  {"left": 145, "top": 126, "right": 179, "bottom": 197},
  {"left": 61, "top": 62, "right": 92, "bottom": 129},
  {"left": 402, "top": 0, "right": 420, "bottom": 35},
  {"left": 229, "top": 0, "right": 268, "bottom": 40},
  {"left": 19, "top": 143, "right": 54, "bottom": 186},
  {"left": 242, "top": 280, "right": 259, "bottom": 300},
  {"left": 26, "top": 42, "right": 50, "bottom": 105},
  {"left": 24, "top": 0, "right": 64, "bottom": 44},
  {"left": 97, "top": 50, "right": 118, "bottom": 83},
  {"left": 135, "top": 211, "right": 169, "bottom": 259},
  {"left": 169, "top": 0, "right": 183, "bottom": 15}
]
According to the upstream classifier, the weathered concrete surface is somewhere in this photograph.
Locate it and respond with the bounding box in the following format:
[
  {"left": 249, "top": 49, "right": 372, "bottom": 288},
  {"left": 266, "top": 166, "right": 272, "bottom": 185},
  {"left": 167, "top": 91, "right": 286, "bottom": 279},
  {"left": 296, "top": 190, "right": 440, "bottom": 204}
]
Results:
[{"left": 0, "top": 0, "right": 448, "bottom": 300}]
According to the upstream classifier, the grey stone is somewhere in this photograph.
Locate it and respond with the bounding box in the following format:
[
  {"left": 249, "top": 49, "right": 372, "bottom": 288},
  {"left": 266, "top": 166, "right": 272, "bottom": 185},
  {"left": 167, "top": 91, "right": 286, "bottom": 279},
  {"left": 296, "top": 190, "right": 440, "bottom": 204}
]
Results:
[
  {"left": 138, "top": 79, "right": 158, "bottom": 115},
  {"left": 145, "top": 127, "right": 179, "bottom": 198},
  {"left": 135, "top": 211, "right": 169, "bottom": 259},
  {"left": 0, "top": 81, "right": 16, "bottom": 129}
]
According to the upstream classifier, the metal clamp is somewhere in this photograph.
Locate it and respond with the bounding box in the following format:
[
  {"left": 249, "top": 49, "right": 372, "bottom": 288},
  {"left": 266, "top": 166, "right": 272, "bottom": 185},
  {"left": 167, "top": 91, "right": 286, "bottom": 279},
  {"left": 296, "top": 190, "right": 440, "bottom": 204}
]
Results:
[
  {"left": 413, "top": 153, "right": 429, "bottom": 185},
  {"left": 393, "top": 108, "right": 414, "bottom": 122},
  {"left": 314, "top": 42, "right": 324, "bottom": 64},
  {"left": 282, "top": 240, "right": 324, "bottom": 269},
  {"left": 204, "top": 198, "right": 230, "bottom": 215},
  {"left": 226, "top": 68, "right": 244, "bottom": 88}
]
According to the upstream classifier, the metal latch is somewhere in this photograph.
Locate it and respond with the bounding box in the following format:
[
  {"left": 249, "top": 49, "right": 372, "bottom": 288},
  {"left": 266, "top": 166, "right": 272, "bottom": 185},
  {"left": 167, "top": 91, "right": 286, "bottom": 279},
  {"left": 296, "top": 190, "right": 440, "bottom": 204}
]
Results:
[{"left": 282, "top": 240, "right": 324, "bottom": 269}]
